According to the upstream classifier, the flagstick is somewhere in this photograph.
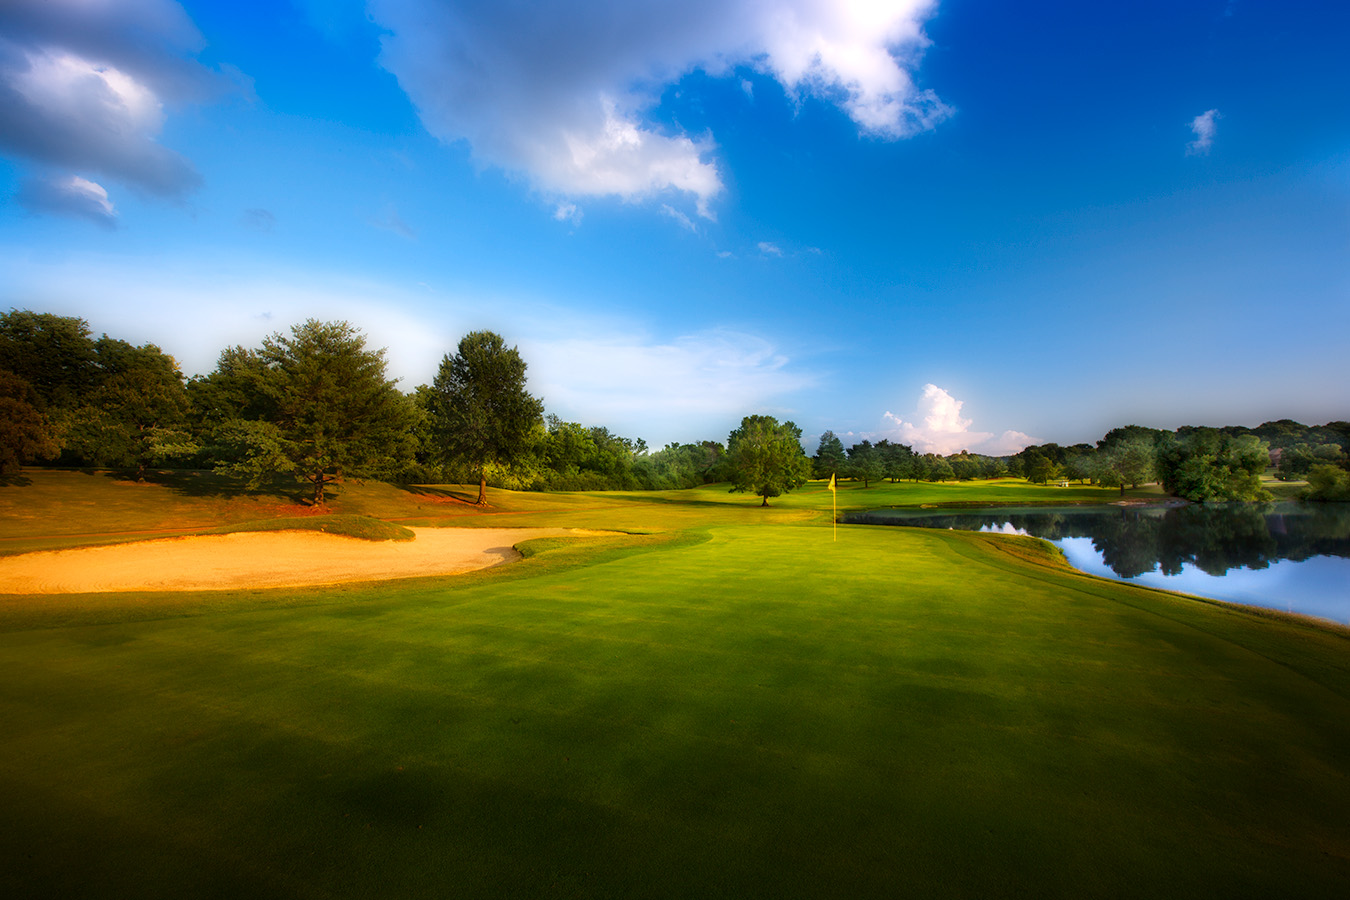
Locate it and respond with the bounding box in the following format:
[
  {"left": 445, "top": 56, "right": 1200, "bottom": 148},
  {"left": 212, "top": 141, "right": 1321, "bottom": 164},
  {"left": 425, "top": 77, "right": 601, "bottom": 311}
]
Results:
[{"left": 830, "top": 474, "right": 837, "bottom": 542}]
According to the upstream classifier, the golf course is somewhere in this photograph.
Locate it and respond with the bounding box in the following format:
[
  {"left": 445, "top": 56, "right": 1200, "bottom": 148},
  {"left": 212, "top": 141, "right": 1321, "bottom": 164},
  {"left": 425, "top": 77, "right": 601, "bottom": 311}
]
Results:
[{"left": 2, "top": 470, "right": 1348, "bottom": 898}]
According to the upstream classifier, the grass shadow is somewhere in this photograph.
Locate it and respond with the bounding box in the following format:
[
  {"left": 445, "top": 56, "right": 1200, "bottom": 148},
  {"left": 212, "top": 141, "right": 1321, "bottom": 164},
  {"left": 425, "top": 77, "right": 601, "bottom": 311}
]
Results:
[{"left": 397, "top": 484, "right": 479, "bottom": 505}]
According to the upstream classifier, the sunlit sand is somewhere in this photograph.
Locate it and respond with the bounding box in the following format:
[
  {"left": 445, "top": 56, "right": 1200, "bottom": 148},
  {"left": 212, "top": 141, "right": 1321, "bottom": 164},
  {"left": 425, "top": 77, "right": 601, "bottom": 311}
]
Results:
[{"left": 0, "top": 527, "right": 611, "bottom": 594}]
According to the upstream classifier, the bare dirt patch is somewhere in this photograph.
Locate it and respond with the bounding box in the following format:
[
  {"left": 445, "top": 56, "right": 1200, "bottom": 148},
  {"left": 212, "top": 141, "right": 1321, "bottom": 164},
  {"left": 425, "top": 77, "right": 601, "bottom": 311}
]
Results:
[{"left": 0, "top": 527, "right": 613, "bottom": 594}]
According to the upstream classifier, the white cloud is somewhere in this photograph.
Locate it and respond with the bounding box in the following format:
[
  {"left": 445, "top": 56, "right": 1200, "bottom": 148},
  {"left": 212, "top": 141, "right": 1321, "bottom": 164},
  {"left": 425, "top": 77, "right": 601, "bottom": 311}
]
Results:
[
  {"left": 1186, "top": 108, "right": 1220, "bottom": 156},
  {"left": 0, "top": 0, "right": 235, "bottom": 197},
  {"left": 17, "top": 174, "right": 117, "bottom": 227},
  {"left": 370, "top": 0, "right": 948, "bottom": 215},
  {"left": 661, "top": 203, "right": 697, "bottom": 232},
  {"left": 758, "top": 241, "right": 783, "bottom": 256},
  {"left": 877, "top": 383, "right": 996, "bottom": 455},
  {"left": 983, "top": 430, "right": 1040, "bottom": 456},
  {"left": 521, "top": 329, "right": 817, "bottom": 445}
]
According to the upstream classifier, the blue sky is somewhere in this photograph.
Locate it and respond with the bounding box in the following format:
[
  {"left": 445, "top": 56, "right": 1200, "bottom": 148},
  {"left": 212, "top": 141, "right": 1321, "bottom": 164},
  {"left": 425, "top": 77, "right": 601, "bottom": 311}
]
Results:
[{"left": 2, "top": 0, "right": 1346, "bottom": 453}]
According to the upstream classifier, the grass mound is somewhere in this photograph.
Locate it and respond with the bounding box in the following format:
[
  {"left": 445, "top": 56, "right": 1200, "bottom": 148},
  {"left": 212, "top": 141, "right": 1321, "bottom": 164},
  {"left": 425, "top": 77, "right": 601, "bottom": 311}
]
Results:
[{"left": 208, "top": 514, "right": 415, "bottom": 542}]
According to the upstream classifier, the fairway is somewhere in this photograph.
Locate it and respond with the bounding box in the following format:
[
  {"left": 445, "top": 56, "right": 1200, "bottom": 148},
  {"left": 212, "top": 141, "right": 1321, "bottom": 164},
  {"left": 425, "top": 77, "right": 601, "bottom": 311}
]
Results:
[{"left": 2, "top": 477, "right": 1349, "bottom": 898}]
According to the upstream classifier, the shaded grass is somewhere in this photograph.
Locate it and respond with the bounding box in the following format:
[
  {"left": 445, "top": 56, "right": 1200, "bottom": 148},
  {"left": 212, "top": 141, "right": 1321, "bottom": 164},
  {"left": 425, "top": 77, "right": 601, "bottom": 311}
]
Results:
[{"left": 207, "top": 515, "right": 415, "bottom": 542}]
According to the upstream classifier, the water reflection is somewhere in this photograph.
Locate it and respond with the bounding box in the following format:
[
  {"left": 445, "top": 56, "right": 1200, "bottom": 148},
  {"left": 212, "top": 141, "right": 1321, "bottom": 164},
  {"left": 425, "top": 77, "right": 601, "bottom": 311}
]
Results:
[{"left": 846, "top": 503, "right": 1350, "bottom": 623}]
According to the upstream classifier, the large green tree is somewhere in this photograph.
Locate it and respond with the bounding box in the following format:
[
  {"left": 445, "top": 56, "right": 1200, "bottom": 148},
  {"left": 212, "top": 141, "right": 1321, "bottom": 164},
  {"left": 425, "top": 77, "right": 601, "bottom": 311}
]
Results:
[
  {"left": 428, "top": 331, "right": 544, "bottom": 505},
  {"left": 206, "top": 320, "right": 415, "bottom": 505},
  {"left": 726, "top": 415, "right": 812, "bottom": 506},
  {"left": 0, "top": 310, "right": 98, "bottom": 412},
  {"left": 63, "top": 338, "right": 196, "bottom": 479}
]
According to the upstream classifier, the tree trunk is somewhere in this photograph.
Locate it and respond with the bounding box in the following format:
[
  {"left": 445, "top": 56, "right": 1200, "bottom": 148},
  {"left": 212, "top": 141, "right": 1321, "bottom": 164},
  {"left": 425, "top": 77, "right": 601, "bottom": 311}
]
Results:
[
  {"left": 477, "top": 472, "right": 487, "bottom": 505},
  {"left": 761, "top": 495, "right": 769, "bottom": 507},
  {"left": 1119, "top": 483, "right": 1125, "bottom": 497}
]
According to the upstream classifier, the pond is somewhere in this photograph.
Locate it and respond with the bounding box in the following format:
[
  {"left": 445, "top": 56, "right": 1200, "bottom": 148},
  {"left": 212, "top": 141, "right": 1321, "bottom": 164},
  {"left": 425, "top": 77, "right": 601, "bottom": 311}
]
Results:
[{"left": 845, "top": 502, "right": 1350, "bottom": 625}]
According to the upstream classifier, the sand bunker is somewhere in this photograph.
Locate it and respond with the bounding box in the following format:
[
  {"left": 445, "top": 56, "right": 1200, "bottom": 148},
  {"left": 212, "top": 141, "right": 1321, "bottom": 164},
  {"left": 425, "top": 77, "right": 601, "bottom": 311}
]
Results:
[{"left": 0, "top": 527, "right": 612, "bottom": 594}]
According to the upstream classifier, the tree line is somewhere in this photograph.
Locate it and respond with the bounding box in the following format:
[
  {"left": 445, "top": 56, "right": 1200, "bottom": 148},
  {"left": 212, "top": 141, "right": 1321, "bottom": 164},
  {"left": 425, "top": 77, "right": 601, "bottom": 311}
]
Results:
[
  {"left": 0, "top": 311, "right": 804, "bottom": 505},
  {"left": 4, "top": 310, "right": 1346, "bottom": 504},
  {"left": 811, "top": 422, "right": 1350, "bottom": 503}
]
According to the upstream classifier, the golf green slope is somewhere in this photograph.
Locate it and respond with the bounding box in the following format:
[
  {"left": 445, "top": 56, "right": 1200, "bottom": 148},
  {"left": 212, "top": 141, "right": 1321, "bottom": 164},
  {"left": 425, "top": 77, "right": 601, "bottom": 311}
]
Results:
[{"left": 1, "top": 477, "right": 1347, "bottom": 898}]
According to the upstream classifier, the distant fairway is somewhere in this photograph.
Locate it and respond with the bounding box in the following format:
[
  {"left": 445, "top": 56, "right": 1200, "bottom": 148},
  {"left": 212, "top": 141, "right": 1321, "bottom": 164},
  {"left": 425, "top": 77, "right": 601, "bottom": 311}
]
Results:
[{"left": 1, "top": 471, "right": 1347, "bottom": 898}]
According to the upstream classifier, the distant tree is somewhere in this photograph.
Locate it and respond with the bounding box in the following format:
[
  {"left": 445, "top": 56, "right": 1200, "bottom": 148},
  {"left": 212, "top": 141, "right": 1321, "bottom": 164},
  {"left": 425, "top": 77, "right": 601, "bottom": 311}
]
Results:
[
  {"left": 1278, "top": 443, "right": 1344, "bottom": 480},
  {"left": 1063, "top": 445, "right": 1096, "bottom": 484},
  {"left": 813, "top": 430, "right": 847, "bottom": 480},
  {"left": 1096, "top": 437, "right": 1156, "bottom": 496},
  {"left": 428, "top": 331, "right": 544, "bottom": 505},
  {"left": 1306, "top": 464, "right": 1350, "bottom": 501},
  {"left": 209, "top": 320, "right": 416, "bottom": 505},
  {"left": 925, "top": 454, "right": 955, "bottom": 482},
  {"left": 727, "top": 415, "right": 812, "bottom": 506},
  {"left": 875, "top": 439, "right": 914, "bottom": 482},
  {"left": 948, "top": 451, "right": 979, "bottom": 481},
  {"left": 1098, "top": 425, "right": 1164, "bottom": 450},
  {"left": 1020, "top": 447, "right": 1061, "bottom": 485},
  {"left": 1156, "top": 429, "right": 1270, "bottom": 502},
  {"left": 0, "top": 370, "right": 60, "bottom": 475},
  {"left": 847, "top": 441, "right": 885, "bottom": 487}
]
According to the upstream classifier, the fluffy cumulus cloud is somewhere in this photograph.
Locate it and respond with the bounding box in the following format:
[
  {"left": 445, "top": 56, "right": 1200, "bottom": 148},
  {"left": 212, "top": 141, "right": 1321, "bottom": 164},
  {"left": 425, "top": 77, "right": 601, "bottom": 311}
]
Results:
[
  {"left": 370, "top": 0, "right": 948, "bottom": 217},
  {"left": 877, "top": 384, "right": 1038, "bottom": 456},
  {"left": 17, "top": 174, "right": 118, "bottom": 227},
  {"left": 1186, "top": 108, "right": 1220, "bottom": 156},
  {"left": 0, "top": 0, "right": 233, "bottom": 199},
  {"left": 520, "top": 329, "right": 816, "bottom": 445}
]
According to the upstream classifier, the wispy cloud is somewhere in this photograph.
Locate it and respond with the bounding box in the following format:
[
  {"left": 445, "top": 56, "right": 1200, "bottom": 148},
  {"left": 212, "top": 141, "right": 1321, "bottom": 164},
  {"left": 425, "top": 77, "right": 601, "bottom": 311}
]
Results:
[
  {"left": 17, "top": 174, "right": 117, "bottom": 227},
  {"left": 1186, "top": 108, "right": 1221, "bottom": 156},
  {"left": 521, "top": 329, "right": 817, "bottom": 445},
  {"left": 757, "top": 241, "right": 783, "bottom": 256},
  {"left": 661, "top": 204, "right": 697, "bottom": 232},
  {"left": 370, "top": 0, "right": 948, "bottom": 217},
  {"left": 241, "top": 207, "right": 276, "bottom": 232},
  {"left": 369, "top": 202, "right": 416, "bottom": 239}
]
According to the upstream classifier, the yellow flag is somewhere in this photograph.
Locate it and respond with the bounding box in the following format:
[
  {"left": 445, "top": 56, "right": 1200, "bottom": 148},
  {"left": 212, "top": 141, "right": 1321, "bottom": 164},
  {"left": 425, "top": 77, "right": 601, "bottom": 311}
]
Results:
[{"left": 828, "top": 473, "right": 836, "bottom": 493}]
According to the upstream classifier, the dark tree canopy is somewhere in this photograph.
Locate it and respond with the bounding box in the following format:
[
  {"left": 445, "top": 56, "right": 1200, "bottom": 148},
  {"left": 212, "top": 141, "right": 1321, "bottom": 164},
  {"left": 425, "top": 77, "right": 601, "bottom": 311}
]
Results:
[
  {"left": 206, "top": 320, "right": 415, "bottom": 505},
  {"left": 0, "top": 310, "right": 98, "bottom": 411},
  {"left": 0, "top": 370, "right": 60, "bottom": 475},
  {"left": 429, "top": 331, "right": 544, "bottom": 505},
  {"left": 726, "top": 415, "right": 812, "bottom": 506},
  {"left": 64, "top": 338, "right": 196, "bottom": 479}
]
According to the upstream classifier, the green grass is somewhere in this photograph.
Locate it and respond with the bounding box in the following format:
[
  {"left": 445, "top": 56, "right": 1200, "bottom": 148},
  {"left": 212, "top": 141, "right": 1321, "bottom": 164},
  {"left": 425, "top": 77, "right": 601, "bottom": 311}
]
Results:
[{"left": 2, "top": 470, "right": 1348, "bottom": 898}]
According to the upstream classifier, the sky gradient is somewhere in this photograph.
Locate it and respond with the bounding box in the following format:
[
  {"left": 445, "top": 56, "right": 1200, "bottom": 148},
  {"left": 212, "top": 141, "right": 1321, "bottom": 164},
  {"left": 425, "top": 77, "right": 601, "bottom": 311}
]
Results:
[{"left": 2, "top": 0, "right": 1346, "bottom": 453}]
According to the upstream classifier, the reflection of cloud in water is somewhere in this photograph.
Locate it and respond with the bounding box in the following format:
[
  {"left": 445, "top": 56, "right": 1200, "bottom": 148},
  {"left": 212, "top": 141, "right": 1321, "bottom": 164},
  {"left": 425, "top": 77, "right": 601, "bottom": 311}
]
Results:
[
  {"left": 1054, "top": 537, "right": 1350, "bottom": 626},
  {"left": 981, "top": 523, "right": 1029, "bottom": 536}
]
